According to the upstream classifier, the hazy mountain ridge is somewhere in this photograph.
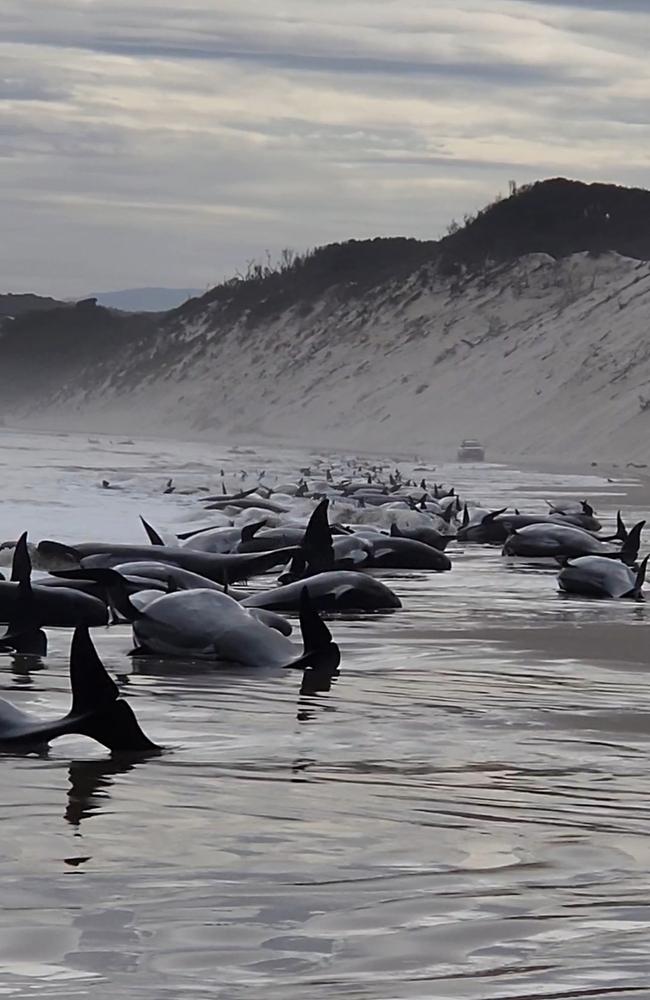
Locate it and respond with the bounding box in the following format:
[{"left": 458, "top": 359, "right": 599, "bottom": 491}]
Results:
[{"left": 4, "top": 179, "right": 650, "bottom": 463}]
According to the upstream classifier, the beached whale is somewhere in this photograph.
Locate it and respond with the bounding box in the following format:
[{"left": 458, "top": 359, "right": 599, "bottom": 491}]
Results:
[
  {"left": 122, "top": 584, "right": 340, "bottom": 691},
  {"left": 242, "top": 571, "right": 401, "bottom": 612},
  {"left": 502, "top": 521, "right": 644, "bottom": 563},
  {"left": 38, "top": 539, "right": 298, "bottom": 585},
  {"left": 0, "top": 535, "right": 107, "bottom": 654},
  {"left": 558, "top": 555, "right": 648, "bottom": 599}
]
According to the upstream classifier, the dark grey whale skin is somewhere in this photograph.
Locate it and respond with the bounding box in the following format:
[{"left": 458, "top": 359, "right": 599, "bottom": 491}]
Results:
[{"left": 39, "top": 540, "right": 298, "bottom": 585}]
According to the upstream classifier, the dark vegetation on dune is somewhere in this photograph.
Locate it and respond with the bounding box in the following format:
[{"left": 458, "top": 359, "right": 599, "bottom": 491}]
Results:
[
  {"left": 2, "top": 177, "right": 650, "bottom": 408},
  {"left": 172, "top": 178, "right": 650, "bottom": 321},
  {"left": 437, "top": 178, "right": 650, "bottom": 272},
  {"left": 0, "top": 292, "right": 67, "bottom": 318},
  {"left": 0, "top": 299, "right": 156, "bottom": 400}
]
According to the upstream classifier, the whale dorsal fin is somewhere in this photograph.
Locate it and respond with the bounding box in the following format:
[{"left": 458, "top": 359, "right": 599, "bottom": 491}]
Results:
[
  {"left": 1, "top": 537, "right": 47, "bottom": 654},
  {"left": 301, "top": 498, "right": 334, "bottom": 574},
  {"left": 240, "top": 521, "right": 266, "bottom": 543},
  {"left": 481, "top": 507, "right": 508, "bottom": 524},
  {"left": 11, "top": 532, "right": 31, "bottom": 587},
  {"left": 140, "top": 517, "right": 165, "bottom": 546}
]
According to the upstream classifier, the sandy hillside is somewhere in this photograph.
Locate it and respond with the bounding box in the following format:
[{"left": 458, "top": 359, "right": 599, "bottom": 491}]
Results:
[{"left": 13, "top": 249, "right": 650, "bottom": 466}]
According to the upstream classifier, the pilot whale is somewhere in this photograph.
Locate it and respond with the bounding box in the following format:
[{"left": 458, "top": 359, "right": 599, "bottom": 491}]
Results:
[
  {"left": 0, "top": 534, "right": 107, "bottom": 654},
  {"left": 503, "top": 521, "right": 644, "bottom": 563},
  {"left": 558, "top": 555, "right": 648, "bottom": 599},
  {"left": 77, "top": 571, "right": 339, "bottom": 689},
  {"left": 242, "top": 571, "right": 401, "bottom": 612},
  {"left": 38, "top": 539, "right": 298, "bottom": 585}
]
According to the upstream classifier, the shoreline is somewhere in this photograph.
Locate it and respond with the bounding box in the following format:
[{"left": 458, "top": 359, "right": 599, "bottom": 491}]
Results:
[{"left": 3, "top": 416, "right": 650, "bottom": 506}]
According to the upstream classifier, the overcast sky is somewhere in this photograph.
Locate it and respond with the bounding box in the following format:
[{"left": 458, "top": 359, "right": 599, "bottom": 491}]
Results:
[{"left": 2, "top": 0, "right": 649, "bottom": 295}]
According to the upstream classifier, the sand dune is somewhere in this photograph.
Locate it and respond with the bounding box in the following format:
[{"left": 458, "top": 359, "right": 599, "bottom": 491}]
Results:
[{"left": 14, "top": 250, "right": 647, "bottom": 466}]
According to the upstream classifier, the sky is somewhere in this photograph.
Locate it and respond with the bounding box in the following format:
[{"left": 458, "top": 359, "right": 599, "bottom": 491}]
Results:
[{"left": 2, "top": 0, "right": 650, "bottom": 296}]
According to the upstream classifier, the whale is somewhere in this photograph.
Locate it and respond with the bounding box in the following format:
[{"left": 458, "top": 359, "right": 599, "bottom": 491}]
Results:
[
  {"left": 558, "top": 555, "right": 648, "bottom": 599},
  {"left": 182, "top": 527, "right": 244, "bottom": 553},
  {"left": 280, "top": 497, "right": 451, "bottom": 578},
  {"left": 0, "top": 626, "right": 159, "bottom": 752},
  {"left": 37, "top": 539, "right": 299, "bottom": 585},
  {"left": 0, "top": 535, "right": 108, "bottom": 654},
  {"left": 117, "top": 583, "right": 340, "bottom": 691},
  {"left": 545, "top": 500, "right": 602, "bottom": 532},
  {"left": 388, "top": 523, "right": 454, "bottom": 551},
  {"left": 460, "top": 508, "right": 625, "bottom": 545},
  {"left": 502, "top": 521, "right": 644, "bottom": 563},
  {"left": 242, "top": 571, "right": 401, "bottom": 612},
  {"left": 236, "top": 525, "right": 308, "bottom": 554},
  {"left": 55, "top": 565, "right": 292, "bottom": 635},
  {"left": 364, "top": 535, "right": 452, "bottom": 571}
]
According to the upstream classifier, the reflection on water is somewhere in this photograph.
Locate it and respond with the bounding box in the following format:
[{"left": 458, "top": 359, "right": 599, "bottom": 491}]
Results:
[
  {"left": 0, "top": 429, "right": 649, "bottom": 996},
  {"left": 65, "top": 756, "right": 150, "bottom": 828}
]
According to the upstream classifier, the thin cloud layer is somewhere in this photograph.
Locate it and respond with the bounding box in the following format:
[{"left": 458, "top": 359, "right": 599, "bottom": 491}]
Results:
[{"left": 1, "top": 0, "right": 649, "bottom": 294}]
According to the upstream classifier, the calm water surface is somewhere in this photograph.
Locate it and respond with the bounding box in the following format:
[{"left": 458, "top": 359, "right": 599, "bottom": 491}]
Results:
[{"left": 0, "top": 429, "right": 649, "bottom": 998}]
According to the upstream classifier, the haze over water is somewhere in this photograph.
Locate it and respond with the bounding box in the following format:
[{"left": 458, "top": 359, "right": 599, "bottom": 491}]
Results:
[{"left": 1, "top": 428, "right": 649, "bottom": 998}]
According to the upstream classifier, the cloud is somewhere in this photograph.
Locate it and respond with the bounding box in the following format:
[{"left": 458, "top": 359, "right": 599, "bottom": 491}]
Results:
[{"left": 1, "top": 0, "right": 649, "bottom": 295}]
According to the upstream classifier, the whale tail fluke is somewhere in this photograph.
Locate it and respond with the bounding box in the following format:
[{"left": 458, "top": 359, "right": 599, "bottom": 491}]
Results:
[
  {"left": 620, "top": 521, "right": 645, "bottom": 566},
  {"left": 69, "top": 626, "right": 159, "bottom": 752},
  {"left": 285, "top": 588, "right": 340, "bottom": 693},
  {"left": 600, "top": 511, "right": 628, "bottom": 544},
  {"left": 625, "top": 555, "right": 649, "bottom": 600}
]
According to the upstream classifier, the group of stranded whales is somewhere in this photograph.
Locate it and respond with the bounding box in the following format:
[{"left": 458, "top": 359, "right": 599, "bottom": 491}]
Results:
[{"left": 0, "top": 459, "right": 646, "bottom": 753}]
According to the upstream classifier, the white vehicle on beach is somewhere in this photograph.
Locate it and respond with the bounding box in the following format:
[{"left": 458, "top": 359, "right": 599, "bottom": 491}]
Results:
[{"left": 457, "top": 438, "right": 485, "bottom": 462}]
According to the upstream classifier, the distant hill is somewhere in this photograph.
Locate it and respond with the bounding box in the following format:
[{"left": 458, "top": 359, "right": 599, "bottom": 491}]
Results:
[
  {"left": 0, "top": 293, "right": 66, "bottom": 318},
  {"left": 89, "top": 287, "right": 202, "bottom": 312}
]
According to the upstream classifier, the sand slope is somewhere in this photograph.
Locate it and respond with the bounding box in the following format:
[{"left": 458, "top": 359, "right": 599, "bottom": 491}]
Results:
[{"left": 12, "top": 251, "right": 650, "bottom": 463}]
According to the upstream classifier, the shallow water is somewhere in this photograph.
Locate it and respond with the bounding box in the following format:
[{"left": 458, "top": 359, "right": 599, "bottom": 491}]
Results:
[{"left": 1, "top": 428, "right": 650, "bottom": 997}]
